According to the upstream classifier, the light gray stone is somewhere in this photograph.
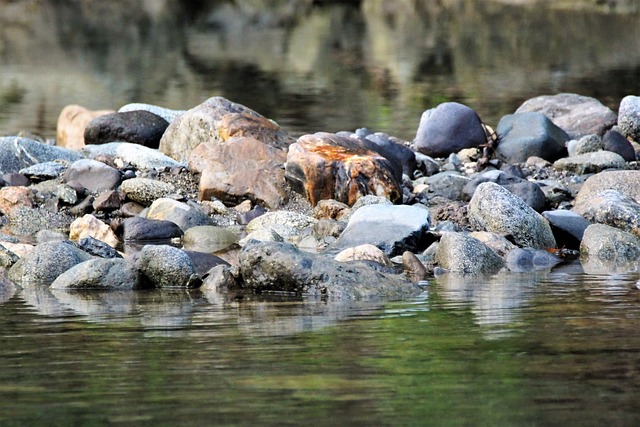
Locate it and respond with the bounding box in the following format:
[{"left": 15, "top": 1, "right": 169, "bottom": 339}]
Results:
[
  {"left": 64, "top": 158, "right": 121, "bottom": 193},
  {"left": 50, "top": 258, "right": 141, "bottom": 290},
  {"left": 83, "top": 142, "right": 184, "bottom": 170},
  {"left": 553, "top": 151, "right": 626, "bottom": 174},
  {"left": 580, "top": 223, "right": 640, "bottom": 262},
  {"left": 136, "top": 244, "right": 198, "bottom": 288},
  {"left": 119, "top": 178, "right": 176, "bottom": 206},
  {"left": 617, "top": 95, "right": 640, "bottom": 141},
  {"left": 435, "top": 232, "right": 504, "bottom": 275},
  {"left": 8, "top": 241, "right": 93, "bottom": 285},
  {"left": 145, "top": 198, "right": 213, "bottom": 232},
  {"left": 246, "top": 211, "right": 317, "bottom": 241},
  {"left": 182, "top": 226, "right": 239, "bottom": 253},
  {"left": 0, "top": 137, "right": 83, "bottom": 174},
  {"left": 573, "top": 189, "right": 640, "bottom": 237}
]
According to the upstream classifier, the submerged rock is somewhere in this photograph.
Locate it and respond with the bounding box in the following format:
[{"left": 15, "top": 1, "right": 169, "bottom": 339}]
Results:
[{"left": 50, "top": 258, "right": 141, "bottom": 290}]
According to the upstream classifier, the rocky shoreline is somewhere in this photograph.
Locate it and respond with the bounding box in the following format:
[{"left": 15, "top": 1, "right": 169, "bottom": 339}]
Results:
[{"left": 1, "top": 93, "right": 640, "bottom": 300}]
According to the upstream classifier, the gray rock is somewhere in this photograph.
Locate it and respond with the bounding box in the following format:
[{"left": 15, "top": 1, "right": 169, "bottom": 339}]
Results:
[
  {"left": 570, "top": 134, "right": 603, "bottom": 156},
  {"left": 553, "top": 151, "right": 626, "bottom": 174},
  {"left": 35, "top": 229, "right": 67, "bottom": 243},
  {"left": 542, "top": 210, "right": 591, "bottom": 249},
  {"left": 0, "top": 137, "right": 83, "bottom": 174},
  {"left": 538, "top": 180, "right": 573, "bottom": 207},
  {"left": 425, "top": 172, "right": 470, "bottom": 201},
  {"left": 414, "top": 102, "right": 487, "bottom": 158},
  {"left": 145, "top": 198, "right": 214, "bottom": 232},
  {"left": 84, "top": 110, "right": 169, "bottom": 148},
  {"left": 329, "top": 204, "right": 431, "bottom": 257},
  {"left": 505, "top": 247, "right": 560, "bottom": 272},
  {"left": 122, "top": 216, "right": 184, "bottom": 241},
  {"left": 19, "top": 161, "right": 66, "bottom": 180},
  {"left": 468, "top": 182, "right": 556, "bottom": 249},
  {"left": 64, "top": 159, "right": 121, "bottom": 193},
  {"left": 50, "top": 258, "right": 141, "bottom": 290},
  {"left": 239, "top": 240, "right": 421, "bottom": 299},
  {"left": 495, "top": 112, "right": 569, "bottom": 163},
  {"left": 118, "top": 103, "right": 186, "bottom": 124},
  {"left": 580, "top": 223, "right": 640, "bottom": 262},
  {"left": 0, "top": 272, "right": 16, "bottom": 305},
  {"left": 55, "top": 184, "right": 79, "bottom": 205},
  {"left": 0, "top": 244, "right": 20, "bottom": 268},
  {"left": 462, "top": 170, "right": 546, "bottom": 212},
  {"left": 183, "top": 251, "right": 230, "bottom": 277},
  {"left": 182, "top": 226, "right": 239, "bottom": 253},
  {"left": 135, "top": 244, "right": 198, "bottom": 288},
  {"left": 574, "top": 170, "right": 640, "bottom": 208},
  {"left": 435, "top": 232, "right": 504, "bottom": 275},
  {"left": 9, "top": 241, "right": 93, "bottom": 285},
  {"left": 603, "top": 130, "right": 636, "bottom": 162},
  {"left": 573, "top": 189, "right": 640, "bottom": 237},
  {"left": 119, "top": 178, "right": 176, "bottom": 206},
  {"left": 414, "top": 152, "right": 441, "bottom": 177},
  {"left": 348, "top": 128, "right": 417, "bottom": 178},
  {"left": 83, "top": 142, "right": 184, "bottom": 170},
  {"left": 246, "top": 211, "right": 317, "bottom": 241},
  {"left": 515, "top": 93, "right": 617, "bottom": 139},
  {"left": 617, "top": 95, "right": 640, "bottom": 141},
  {"left": 78, "top": 236, "right": 123, "bottom": 259}
]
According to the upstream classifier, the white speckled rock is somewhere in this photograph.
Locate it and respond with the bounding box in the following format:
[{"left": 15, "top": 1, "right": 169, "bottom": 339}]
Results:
[
  {"left": 617, "top": 95, "right": 640, "bottom": 141},
  {"left": 246, "top": 211, "right": 317, "bottom": 241},
  {"left": 553, "top": 150, "right": 626, "bottom": 174},
  {"left": 435, "top": 232, "right": 504, "bottom": 275},
  {"left": 120, "top": 178, "right": 176, "bottom": 206}
]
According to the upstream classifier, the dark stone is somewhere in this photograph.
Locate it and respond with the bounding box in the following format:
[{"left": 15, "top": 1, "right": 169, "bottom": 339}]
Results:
[
  {"left": 0, "top": 137, "right": 83, "bottom": 174},
  {"left": 603, "top": 130, "right": 636, "bottom": 162},
  {"left": 542, "top": 210, "right": 591, "bottom": 250},
  {"left": 2, "top": 173, "right": 30, "bottom": 187},
  {"left": 183, "top": 250, "right": 230, "bottom": 277},
  {"left": 347, "top": 128, "right": 417, "bottom": 179},
  {"left": 69, "top": 195, "right": 95, "bottom": 216},
  {"left": 64, "top": 159, "right": 121, "bottom": 193},
  {"left": 237, "top": 205, "right": 267, "bottom": 225},
  {"left": 84, "top": 110, "right": 169, "bottom": 148},
  {"left": 495, "top": 112, "right": 569, "bottom": 163},
  {"left": 92, "top": 190, "right": 126, "bottom": 211},
  {"left": 78, "top": 236, "right": 123, "bottom": 259},
  {"left": 122, "top": 216, "right": 184, "bottom": 241}
]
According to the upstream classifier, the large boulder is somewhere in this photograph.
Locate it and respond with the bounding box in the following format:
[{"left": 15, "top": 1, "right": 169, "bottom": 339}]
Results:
[
  {"left": 84, "top": 110, "right": 169, "bottom": 148},
  {"left": 617, "top": 95, "right": 640, "bottom": 141},
  {"left": 159, "top": 96, "right": 290, "bottom": 162},
  {"left": 189, "top": 136, "right": 288, "bottom": 209},
  {"left": 56, "top": 105, "right": 115, "bottom": 150},
  {"left": 580, "top": 224, "right": 640, "bottom": 262},
  {"left": 0, "top": 137, "right": 83, "bottom": 174},
  {"left": 414, "top": 102, "right": 487, "bottom": 158},
  {"left": 435, "top": 232, "right": 504, "bottom": 275},
  {"left": 515, "top": 93, "right": 617, "bottom": 139},
  {"left": 8, "top": 241, "right": 93, "bottom": 285},
  {"left": 573, "top": 170, "right": 640, "bottom": 208},
  {"left": 494, "top": 112, "right": 569, "bottom": 163},
  {"left": 285, "top": 132, "right": 401, "bottom": 206},
  {"left": 573, "top": 189, "right": 640, "bottom": 237},
  {"left": 50, "top": 258, "right": 141, "bottom": 290},
  {"left": 468, "top": 182, "right": 556, "bottom": 249}
]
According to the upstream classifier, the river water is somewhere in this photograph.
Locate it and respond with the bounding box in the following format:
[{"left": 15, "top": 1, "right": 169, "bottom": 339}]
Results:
[{"left": 1, "top": 1, "right": 640, "bottom": 425}]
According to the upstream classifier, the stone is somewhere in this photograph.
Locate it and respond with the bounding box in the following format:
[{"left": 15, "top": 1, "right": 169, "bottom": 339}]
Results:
[
  {"left": 329, "top": 204, "right": 431, "bottom": 257},
  {"left": 538, "top": 180, "right": 572, "bottom": 208},
  {"left": 553, "top": 151, "right": 626, "bottom": 174},
  {"left": 200, "top": 264, "right": 237, "bottom": 292},
  {"left": 245, "top": 211, "right": 316, "bottom": 243},
  {"left": 414, "top": 153, "right": 441, "bottom": 177},
  {"left": 603, "top": 130, "right": 636, "bottom": 161},
  {"left": 56, "top": 105, "right": 115, "bottom": 150},
  {"left": 402, "top": 251, "right": 429, "bottom": 282},
  {"left": 505, "top": 247, "right": 561, "bottom": 272},
  {"left": 119, "top": 177, "right": 176, "bottom": 205},
  {"left": 0, "top": 244, "right": 20, "bottom": 269},
  {"left": 617, "top": 95, "right": 640, "bottom": 141},
  {"left": 461, "top": 169, "right": 546, "bottom": 212},
  {"left": 0, "top": 137, "right": 83, "bottom": 174},
  {"left": 19, "top": 161, "right": 66, "bottom": 181},
  {"left": 435, "top": 232, "right": 504, "bottom": 275},
  {"left": 469, "top": 231, "right": 517, "bottom": 258},
  {"left": 159, "top": 96, "right": 290, "bottom": 162},
  {"left": 494, "top": 112, "right": 569, "bottom": 163},
  {"left": 414, "top": 102, "right": 487, "bottom": 158},
  {"left": 425, "top": 172, "right": 470, "bottom": 201},
  {"left": 2, "top": 173, "right": 30, "bottom": 187},
  {"left": 135, "top": 245, "right": 198, "bottom": 288},
  {"left": 183, "top": 251, "right": 230, "bottom": 277},
  {"left": 63, "top": 159, "right": 121, "bottom": 193},
  {"left": 573, "top": 170, "right": 640, "bottom": 207},
  {"left": 236, "top": 205, "right": 266, "bottom": 225},
  {"left": 55, "top": 184, "right": 78, "bottom": 205},
  {"left": 182, "top": 226, "right": 239, "bottom": 253},
  {"left": 313, "top": 199, "right": 350, "bottom": 220},
  {"left": 122, "top": 216, "right": 184, "bottom": 241},
  {"left": 69, "top": 214, "right": 120, "bottom": 248},
  {"left": 569, "top": 134, "right": 603, "bottom": 156},
  {"left": 35, "top": 229, "right": 68, "bottom": 243},
  {"left": 542, "top": 210, "right": 591, "bottom": 250},
  {"left": 92, "top": 190, "right": 126, "bottom": 211},
  {"left": 580, "top": 224, "right": 640, "bottom": 262},
  {"left": 573, "top": 189, "right": 640, "bottom": 237},
  {"left": 78, "top": 236, "right": 122, "bottom": 259},
  {"left": 285, "top": 132, "right": 401, "bottom": 206},
  {"left": 146, "top": 198, "right": 213, "bottom": 232},
  {"left": 8, "top": 241, "right": 93, "bottom": 285},
  {"left": 515, "top": 93, "right": 617, "bottom": 139},
  {"left": 189, "top": 136, "right": 288, "bottom": 209},
  {"left": 468, "top": 182, "right": 556, "bottom": 249},
  {"left": 239, "top": 240, "right": 420, "bottom": 299},
  {"left": 347, "top": 128, "right": 417, "bottom": 178},
  {"left": 334, "top": 244, "right": 392, "bottom": 266},
  {"left": 83, "top": 142, "right": 184, "bottom": 170},
  {"left": 0, "top": 186, "right": 33, "bottom": 216},
  {"left": 118, "top": 103, "right": 186, "bottom": 124},
  {"left": 50, "top": 258, "right": 141, "bottom": 290},
  {"left": 84, "top": 110, "right": 169, "bottom": 148}
]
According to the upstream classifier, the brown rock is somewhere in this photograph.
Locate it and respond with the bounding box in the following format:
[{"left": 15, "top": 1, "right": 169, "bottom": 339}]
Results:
[
  {"left": 312, "top": 199, "right": 350, "bottom": 220},
  {"left": 189, "top": 137, "right": 288, "bottom": 209},
  {"left": 0, "top": 187, "right": 34, "bottom": 216},
  {"left": 69, "top": 214, "right": 119, "bottom": 248},
  {"left": 285, "top": 132, "right": 402, "bottom": 207},
  {"left": 56, "top": 105, "right": 115, "bottom": 150}
]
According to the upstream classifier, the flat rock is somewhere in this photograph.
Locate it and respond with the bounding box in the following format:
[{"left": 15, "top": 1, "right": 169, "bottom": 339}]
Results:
[
  {"left": 580, "top": 223, "right": 640, "bottom": 262},
  {"left": 56, "top": 104, "right": 115, "bottom": 150},
  {"left": 553, "top": 151, "right": 626, "bottom": 174},
  {"left": 84, "top": 110, "right": 169, "bottom": 148},
  {"left": 617, "top": 95, "right": 640, "bottom": 141},
  {"left": 0, "top": 137, "right": 83, "bottom": 174},
  {"left": 50, "top": 258, "right": 141, "bottom": 290},
  {"left": 8, "top": 241, "right": 93, "bottom": 285},
  {"left": 435, "top": 232, "right": 505, "bottom": 275},
  {"left": 495, "top": 112, "right": 568, "bottom": 163},
  {"left": 64, "top": 158, "right": 121, "bottom": 193},
  {"left": 118, "top": 103, "right": 186, "bottom": 124},
  {"left": 119, "top": 178, "right": 176, "bottom": 206},
  {"left": 19, "top": 161, "right": 66, "bottom": 180},
  {"left": 83, "top": 142, "right": 183, "bottom": 170},
  {"left": 77, "top": 236, "right": 122, "bottom": 259},
  {"left": 135, "top": 245, "right": 198, "bottom": 288},
  {"left": 122, "top": 216, "right": 184, "bottom": 241},
  {"left": 146, "top": 198, "right": 213, "bottom": 232}
]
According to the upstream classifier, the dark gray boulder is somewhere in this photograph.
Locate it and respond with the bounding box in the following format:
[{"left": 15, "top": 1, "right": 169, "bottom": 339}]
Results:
[
  {"left": 84, "top": 110, "right": 169, "bottom": 148},
  {"left": 122, "top": 216, "right": 184, "bottom": 241},
  {"left": 0, "top": 137, "right": 83, "bottom": 174},
  {"left": 135, "top": 245, "right": 199, "bottom": 288},
  {"left": 8, "top": 241, "right": 93, "bottom": 285},
  {"left": 495, "top": 112, "right": 569, "bottom": 163},
  {"left": 50, "top": 258, "right": 141, "bottom": 290},
  {"left": 462, "top": 170, "right": 546, "bottom": 212},
  {"left": 542, "top": 210, "right": 591, "bottom": 250},
  {"left": 603, "top": 130, "right": 636, "bottom": 162}
]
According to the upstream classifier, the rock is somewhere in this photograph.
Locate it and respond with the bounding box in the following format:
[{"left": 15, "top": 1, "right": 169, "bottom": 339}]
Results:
[
  {"left": 19, "top": 161, "right": 66, "bottom": 181},
  {"left": 236, "top": 205, "right": 266, "bottom": 225},
  {"left": 0, "top": 137, "right": 83, "bottom": 174},
  {"left": 603, "top": 130, "right": 636, "bottom": 161},
  {"left": 515, "top": 93, "right": 617, "bottom": 139},
  {"left": 183, "top": 251, "right": 230, "bottom": 277},
  {"left": 84, "top": 110, "right": 169, "bottom": 148},
  {"left": 313, "top": 199, "right": 350, "bottom": 220},
  {"left": 69, "top": 214, "right": 120, "bottom": 248},
  {"left": 189, "top": 136, "right": 288, "bottom": 209},
  {"left": 468, "top": 182, "right": 556, "bottom": 249},
  {"left": 617, "top": 95, "right": 640, "bottom": 141},
  {"left": 0, "top": 186, "right": 33, "bottom": 216},
  {"left": 119, "top": 177, "right": 176, "bottom": 205},
  {"left": 145, "top": 198, "right": 213, "bottom": 232},
  {"left": 2, "top": 173, "right": 30, "bottom": 187},
  {"left": 495, "top": 112, "right": 569, "bottom": 163},
  {"left": 538, "top": 180, "right": 573, "bottom": 208},
  {"left": 461, "top": 169, "right": 546, "bottom": 212},
  {"left": 50, "top": 258, "right": 141, "bottom": 290},
  {"left": 435, "top": 232, "right": 504, "bottom": 275},
  {"left": 239, "top": 240, "right": 420, "bottom": 299},
  {"left": 425, "top": 172, "right": 470, "bottom": 201},
  {"left": 122, "top": 216, "right": 184, "bottom": 241},
  {"left": 468, "top": 231, "right": 517, "bottom": 258},
  {"left": 402, "top": 251, "right": 429, "bottom": 282},
  {"left": 569, "top": 134, "right": 603, "bottom": 156},
  {"left": 239, "top": 228, "right": 284, "bottom": 246},
  {"left": 159, "top": 96, "right": 290, "bottom": 162},
  {"left": 0, "top": 244, "right": 20, "bottom": 268},
  {"left": 56, "top": 184, "right": 79, "bottom": 205},
  {"left": 92, "top": 190, "right": 126, "bottom": 211},
  {"left": 573, "top": 170, "right": 640, "bottom": 207},
  {"left": 135, "top": 245, "right": 199, "bottom": 288},
  {"left": 553, "top": 151, "right": 626, "bottom": 174},
  {"left": 8, "top": 241, "right": 93, "bottom": 285},
  {"left": 347, "top": 128, "right": 417, "bottom": 178},
  {"left": 329, "top": 204, "right": 431, "bottom": 257},
  {"left": 505, "top": 247, "right": 560, "bottom": 272},
  {"left": 414, "top": 152, "right": 441, "bottom": 177},
  {"left": 285, "top": 132, "right": 401, "bottom": 206},
  {"left": 56, "top": 105, "right": 115, "bottom": 150},
  {"left": 200, "top": 264, "right": 237, "bottom": 292},
  {"left": 77, "top": 236, "right": 122, "bottom": 259},
  {"left": 573, "top": 189, "right": 640, "bottom": 237},
  {"left": 182, "top": 226, "right": 239, "bottom": 253},
  {"left": 580, "top": 224, "right": 640, "bottom": 262},
  {"left": 0, "top": 270, "right": 16, "bottom": 304},
  {"left": 246, "top": 211, "right": 317, "bottom": 241},
  {"left": 35, "top": 229, "right": 67, "bottom": 244},
  {"left": 542, "top": 210, "right": 591, "bottom": 250},
  {"left": 334, "top": 244, "right": 392, "bottom": 266},
  {"left": 118, "top": 103, "right": 186, "bottom": 124},
  {"left": 83, "top": 142, "right": 184, "bottom": 170},
  {"left": 414, "top": 102, "right": 487, "bottom": 158},
  {"left": 63, "top": 159, "right": 121, "bottom": 193}
]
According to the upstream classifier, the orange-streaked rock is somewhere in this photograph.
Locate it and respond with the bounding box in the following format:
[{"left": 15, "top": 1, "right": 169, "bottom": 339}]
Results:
[
  {"left": 0, "top": 186, "right": 34, "bottom": 216},
  {"left": 56, "top": 105, "right": 115, "bottom": 150}
]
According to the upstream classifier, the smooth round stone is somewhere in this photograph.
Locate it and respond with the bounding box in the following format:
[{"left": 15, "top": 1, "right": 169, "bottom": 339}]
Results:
[
  {"left": 118, "top": 103, "right": 186, "bottom": 124},
  {"left": 617, "top": 95, "right": 640, "bottom": 141},
  {"left": 64, "top": 158, "right": 121, "bottom": 193},
  {"left": 119, "top": 178, "right": 176, "bottom": 206},
  {"left": 136, "top": 245, "right": 198, "bottom": 288},
  {"left": 146, "top": 198, "right": 214, "bottom": 232},
  {"left": 182, "top": 226, "right": 240, "bottom": 253},
  {"left": 50, "top": 258, "right": 140, "bottom": 290},
  {"left": 122, "top": 216, "right": 184, "bottom": 241}
]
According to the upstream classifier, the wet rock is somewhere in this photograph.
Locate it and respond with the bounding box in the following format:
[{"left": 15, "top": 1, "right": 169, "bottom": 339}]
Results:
[
  {"left": 573, "top": 189, "right": 640, "bottom": 237},
  {"left": 461, "top": 170, "right": 546, "bottom": 212},
  {"left": 135, "top": 245, "right": 198, "bottom": 288},
  {"left": 145, "top": 198, "right": 213, "bottom": 232},
  {"left": 19, "top": 161, "right": 66, "bottom": 181},
  {"left": 160, "top": 96, "right": 290, "bottom": 162},
  {"left": 424, "top": 172, "right": 470, "bottom": 201},
  {"left": 580, "top": 224, "right": 640, "bottom": 262},
  {"left": 347, "top": 128, "right": 417, "bottom": 178},
  {"left": 603, "top": 130, "right": 636, "bottom": 161},
  {"left": 329, "top": 204, "right": 431, "bottom": 257},
  {"left": 617, "top": 95, "right": 640, "bottom": 141},
  {"left": 542, "top": 210, "right": 591, "bottom": 250},
  {"left": 414, "top": 102, "right": 487, "bottom": 158},
  {"left": 8, "top": 241, "right": 93, "bottom": 285},
  {"left": 69, "top": 214, "right": 120, "bottom": 248},
  {"left": 56, "top": 105, "right": 115, "bottom": 150},
  {"left": 119, "top": 177, "right": 176, "bottom": 206},
  {"left": 414, "top": 152, "right": 440, "bottom": 177},
  {"left": 50, "top": 258, "right": 141, "bottom": 290},
  {"left": 122, "top": 216, "right": 184, "bottom": 241},
  {"left": 246, "top": 211, "right": 317, "bottom": 242},
  {"left": 435, "top": 232, "right": 504, "bottom": 275},
  {"left": 239, "top": 240, "right": 420, "bottom": 299},
  {"left": 573, "top": 170, "right": 640, "bottom": 207},
  {"left": 0, "top": 244, "right": 20, "bottom": 268},
  {"left": 468, "top": 182, "right": 556, "bottom": 249},
  {"left": 553, "top": 151, "right": 625, "bottom": 174},
  {"left": 182, "top": 226, "right": 239, "bottom": 253},
  {"left": 515, "top": 93, "right": 617, "bottom": 139},
  {"left": 0, "top": 186, "right": 34, "bottom": 216},
  {"left": 0, "top": 270, "right": 16, "bottom": 303},
  {"left": 189, "top": 136, "right": 288, "bottom": 209},
  {"left": 285, "top": 132, "right": 401, "bottom": 206},
  {"left": 402, "top": 251, "right": 429, "bottom": 282},
  {"left": 83, "top": 142, "right": 183, "bottom": 170},
  {"left": 505, "top": 247, "right": 560, "bottom": 272},
  {"left": 495, "top": 112, "right": 569, "bottom": 163},
  {"left": 118, "top": 103, "right": 186, "bottom": 124},
  {"left": 200, "top": 264, "right": 237, "bottom": 292},
  {"left": 334, "top": 244, "right": 392, "bottom": 267},
  {"left": 184, "top": 251, "right": 230, "bottom": 277},
  {"left": 0, "top": 137, "right": 83, "bottom": 174},
  {"left": 63, "top": 159, "right": 121, "bottom": 193},
  {"left": 84, "top": 110, "right": 169, "bottom": 148}
]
